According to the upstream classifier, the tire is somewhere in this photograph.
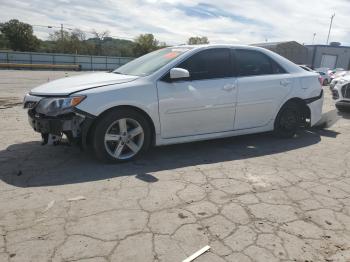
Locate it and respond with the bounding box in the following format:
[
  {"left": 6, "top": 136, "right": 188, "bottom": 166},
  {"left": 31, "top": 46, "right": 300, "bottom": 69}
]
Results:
[
  {"left": 92, "top": 109, "right": 151, "bottom": 163},
  {"left": 274, "top": 102, "right": 302, "bottom": 138},
  {"left": 323, "top": 79, "right": 328, "bottom": 86}
]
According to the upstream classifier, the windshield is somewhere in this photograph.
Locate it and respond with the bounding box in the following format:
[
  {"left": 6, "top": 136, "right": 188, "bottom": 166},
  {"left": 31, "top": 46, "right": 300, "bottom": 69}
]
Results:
[{"left": 113, "top": 47, "right": 191, "bottom": 76}]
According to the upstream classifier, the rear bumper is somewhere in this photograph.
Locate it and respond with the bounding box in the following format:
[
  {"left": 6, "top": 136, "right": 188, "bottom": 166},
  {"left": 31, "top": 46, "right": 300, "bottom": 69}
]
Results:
[{"left": 306, "top": 90, "right": 324, "bottom": 126}]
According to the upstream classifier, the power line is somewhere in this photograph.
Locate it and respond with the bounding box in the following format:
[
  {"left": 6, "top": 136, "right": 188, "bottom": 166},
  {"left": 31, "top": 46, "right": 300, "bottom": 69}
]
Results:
[{"left": 31, "top": 23, "right": 135, "bottom": 41}]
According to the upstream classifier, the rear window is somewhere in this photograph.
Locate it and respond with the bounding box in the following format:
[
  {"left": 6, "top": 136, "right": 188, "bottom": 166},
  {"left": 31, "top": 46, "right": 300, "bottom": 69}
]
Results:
[{"left": 236, "top": 49, "right": 286, "bottom": 77}]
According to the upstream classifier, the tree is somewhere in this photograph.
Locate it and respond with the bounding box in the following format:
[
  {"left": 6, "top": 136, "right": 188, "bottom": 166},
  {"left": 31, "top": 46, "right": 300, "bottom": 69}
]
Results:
[
  {"left": 0, "top": 33, "right": 9, "bottom": 49},
  {"left": 187, "top": 36, "right": 209, "bottom": 45},
  {"left": 48, "top": 28, "right": 95, "bottom": 54},
  {"left": 91, "top": 30, "right": 110, "bottom": 41},
  {"left": 133, "top": 34, "right": 162, "bottom": 56},
  {"left": 49, "top": 30, "right": 73, "bottom": 53},
  {"left": 0, "top": 19, "right": 40, "bottom": 51},
  {"left": 91, "top": 30, "right": 110, "bottom": 55}
]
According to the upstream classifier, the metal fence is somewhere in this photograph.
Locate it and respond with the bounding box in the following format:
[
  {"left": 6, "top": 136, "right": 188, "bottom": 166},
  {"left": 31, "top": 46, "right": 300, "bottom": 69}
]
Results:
[{"left": 0, "top": 50, "right": 134, "bottom": 71}]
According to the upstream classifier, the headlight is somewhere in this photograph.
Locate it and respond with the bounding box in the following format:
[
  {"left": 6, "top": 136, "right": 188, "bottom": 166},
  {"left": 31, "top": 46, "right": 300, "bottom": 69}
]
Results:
[{"left": 35, "top": 96, "right": 86, "bottom": 116}]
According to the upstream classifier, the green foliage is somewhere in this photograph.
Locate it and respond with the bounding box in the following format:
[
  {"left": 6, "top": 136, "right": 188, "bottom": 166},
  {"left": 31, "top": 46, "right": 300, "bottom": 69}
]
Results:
[
  {"left": 47, "top": 29, "right": 96, "bottom": 54},
  {"left": 86, "top": 37, "right": 136, "bottom": 57},
  {"left": 187, "top": 36, "right": 209, "bottom": 45},
  {"left": 133, "top": 34, "right": 164, "bottom": 56},
  {"left": 0, "top": 19, "right": 40, "bottom": 51},
  {"left": 0, "top": 33, "right": 10, "bottom": 49},
  {"left": 0, "top": 19, "right": 168, "bottom": 57}
]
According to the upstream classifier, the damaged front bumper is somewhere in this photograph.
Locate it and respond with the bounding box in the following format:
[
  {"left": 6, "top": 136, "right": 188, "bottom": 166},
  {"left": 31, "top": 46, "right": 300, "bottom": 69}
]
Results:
[{"left": 27, "top": 108, "right": 94, "bottom": 148}]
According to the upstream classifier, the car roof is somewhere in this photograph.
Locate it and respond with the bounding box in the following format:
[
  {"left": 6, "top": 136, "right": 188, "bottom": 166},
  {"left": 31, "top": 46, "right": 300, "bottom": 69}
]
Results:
[{"left": 172, "top": 44, "right": 266, "bottom": 51}]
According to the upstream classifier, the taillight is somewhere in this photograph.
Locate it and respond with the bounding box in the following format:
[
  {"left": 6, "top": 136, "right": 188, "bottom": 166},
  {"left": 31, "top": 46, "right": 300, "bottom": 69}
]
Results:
[{"left": 318, "top": 76, "right": 323, "bottom": 85}]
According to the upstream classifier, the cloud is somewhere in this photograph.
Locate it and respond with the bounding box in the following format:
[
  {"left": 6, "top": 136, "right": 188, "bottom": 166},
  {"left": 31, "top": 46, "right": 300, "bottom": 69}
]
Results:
[{"left": 0, "top": 0, "right": 349, "bottom": 45}]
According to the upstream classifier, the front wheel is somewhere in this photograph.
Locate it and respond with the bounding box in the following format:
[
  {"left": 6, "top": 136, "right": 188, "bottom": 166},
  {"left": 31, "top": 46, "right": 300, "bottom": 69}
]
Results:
[
  {"left": 274, "top": 102, "right": 301, "bottom": 138},
  {"left": 92, "top": 109, "right": 151, "bottom": 163}
]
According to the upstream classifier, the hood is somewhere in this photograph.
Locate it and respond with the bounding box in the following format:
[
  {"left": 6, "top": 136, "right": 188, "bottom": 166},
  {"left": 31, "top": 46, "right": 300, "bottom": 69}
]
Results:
[
  {"left": 341, "top": 74, "right": 350, "bottom": 81},
  {"left": 30, "top": 72, "right": 139, "bottom": 96}
]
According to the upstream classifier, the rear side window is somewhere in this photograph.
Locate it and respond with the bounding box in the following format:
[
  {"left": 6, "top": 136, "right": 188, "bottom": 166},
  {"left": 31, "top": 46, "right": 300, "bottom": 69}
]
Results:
[
  {"left": 178, "top": 48, "right": 232, "bottom": 80},
  {"left": 236, "top": 49, "right": 286, "bottom": 77}
]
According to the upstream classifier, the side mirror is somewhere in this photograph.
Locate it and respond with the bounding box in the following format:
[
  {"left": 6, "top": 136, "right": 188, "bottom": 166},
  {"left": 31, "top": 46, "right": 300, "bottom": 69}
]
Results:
[{"left": 170, "top": 68, "right": 190, "bottom": 80}]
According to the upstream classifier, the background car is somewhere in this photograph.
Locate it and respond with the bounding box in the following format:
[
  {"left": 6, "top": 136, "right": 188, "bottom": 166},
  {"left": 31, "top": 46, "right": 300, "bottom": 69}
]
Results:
[
  {"left": 332, "top": 74, "right": 350, "bottom": 112},
  {"left": 317, "top": 71, "right": 331, "bottom": 86},
  {"left": 330, "top": 71, "right": 350, "bottom": 89}
]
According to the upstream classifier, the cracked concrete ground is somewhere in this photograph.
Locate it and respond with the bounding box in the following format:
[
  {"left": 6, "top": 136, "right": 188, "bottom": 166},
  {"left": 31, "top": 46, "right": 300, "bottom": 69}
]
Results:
[{"left": 0, "top": 70, "right": 350, "bottom": 262}]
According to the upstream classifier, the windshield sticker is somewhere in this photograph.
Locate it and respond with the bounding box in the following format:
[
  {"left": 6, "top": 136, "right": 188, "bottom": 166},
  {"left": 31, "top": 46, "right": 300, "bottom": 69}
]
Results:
[
  {"left": 171, "top": 48, "right": 190, "bottom": 53},
  {"left": 164, "top": 52, "right": 180, "bottom": 59}
]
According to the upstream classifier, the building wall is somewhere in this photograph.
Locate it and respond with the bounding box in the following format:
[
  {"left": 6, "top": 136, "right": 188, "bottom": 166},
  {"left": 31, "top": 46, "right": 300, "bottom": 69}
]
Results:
[
  {"left": 306, "top": 45, "right": 350, "bottom": 70},
  {"left": 275, "top": 43, "right": 308, "bottom": 65},
  {"left": 254, "top": 41, "right": 308, "bottom": 65},
  {"left": 0, "top": 51, "right": 134, "bottom": 71}
]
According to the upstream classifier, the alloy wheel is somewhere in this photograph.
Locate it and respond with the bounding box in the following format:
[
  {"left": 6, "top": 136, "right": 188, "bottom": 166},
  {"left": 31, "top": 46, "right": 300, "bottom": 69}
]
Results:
[{"left": 104, "top": 118, "right": 144, "bottom": 160}]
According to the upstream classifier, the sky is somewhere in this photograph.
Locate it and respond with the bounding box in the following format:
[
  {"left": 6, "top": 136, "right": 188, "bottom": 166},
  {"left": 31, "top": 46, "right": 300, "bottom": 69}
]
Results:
[{"left": 0, "top": 0, "right": 350, "bottom": 46}]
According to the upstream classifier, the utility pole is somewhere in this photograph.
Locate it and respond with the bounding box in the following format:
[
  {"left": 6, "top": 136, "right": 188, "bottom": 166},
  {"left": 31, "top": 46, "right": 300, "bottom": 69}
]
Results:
[
  {"left": 312, "top": 33, "right": 316, "bottom": 45},
  {"left": 60, "top": 24, "right": 64, "bottom": 42},
  {"left": 326, "top": 13, "right": 335, "bottom": 45}
]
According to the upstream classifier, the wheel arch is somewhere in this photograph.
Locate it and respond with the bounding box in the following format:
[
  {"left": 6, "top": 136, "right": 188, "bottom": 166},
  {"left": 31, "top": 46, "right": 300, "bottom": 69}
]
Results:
[
  {"left": 275, "top": 97, "right": 311, "bottom": 126},
  {"left": 84, "top": 105, "right": 157, "bottom": 148}
]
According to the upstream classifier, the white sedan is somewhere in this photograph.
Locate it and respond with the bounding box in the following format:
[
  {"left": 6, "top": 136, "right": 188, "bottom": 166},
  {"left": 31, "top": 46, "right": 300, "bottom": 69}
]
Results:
[{"left": 24, "top": 44, "right": 323, "bottom": 162}]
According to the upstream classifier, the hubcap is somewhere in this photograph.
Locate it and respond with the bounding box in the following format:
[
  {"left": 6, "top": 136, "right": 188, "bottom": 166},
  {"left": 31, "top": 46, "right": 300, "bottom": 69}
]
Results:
[{"left": 104, "top": 118, "right": 144, "bottom": 160}]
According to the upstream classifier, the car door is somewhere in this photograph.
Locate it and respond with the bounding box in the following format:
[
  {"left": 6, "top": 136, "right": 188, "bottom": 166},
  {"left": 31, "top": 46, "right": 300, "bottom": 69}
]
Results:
[
  {"left": 233, "top": 49, "right": 293, "bottom": 130},
  {"left": 157, "top": 48, "right": 237, "bottom": 138}
]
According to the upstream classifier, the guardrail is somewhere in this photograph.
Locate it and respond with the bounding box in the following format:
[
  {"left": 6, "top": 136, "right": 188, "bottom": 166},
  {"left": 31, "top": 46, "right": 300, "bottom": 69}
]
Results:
[{"left": 0, "top": 51, "right": 134, "bottom": 71}]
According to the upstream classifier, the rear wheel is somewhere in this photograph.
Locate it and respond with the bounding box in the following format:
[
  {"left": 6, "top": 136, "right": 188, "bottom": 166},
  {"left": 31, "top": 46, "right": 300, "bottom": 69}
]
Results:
[
  {"left": 92, "top": 109, "right": 151, "bottom": 163},
  {"left": 274, "top": 102, "right": 302, "bottom": 138}
]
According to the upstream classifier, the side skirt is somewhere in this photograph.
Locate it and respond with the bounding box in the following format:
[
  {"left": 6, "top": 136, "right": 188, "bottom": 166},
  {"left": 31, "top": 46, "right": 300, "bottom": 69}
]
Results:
[{"left": 155, "top": 122, "right": 274, "bottom": 146}]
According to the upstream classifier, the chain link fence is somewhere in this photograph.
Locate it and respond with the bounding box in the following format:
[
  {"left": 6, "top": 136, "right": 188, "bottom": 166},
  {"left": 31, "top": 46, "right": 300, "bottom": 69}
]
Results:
[{"left": 0, "top": 50, "right": 133, "bottom": 71}]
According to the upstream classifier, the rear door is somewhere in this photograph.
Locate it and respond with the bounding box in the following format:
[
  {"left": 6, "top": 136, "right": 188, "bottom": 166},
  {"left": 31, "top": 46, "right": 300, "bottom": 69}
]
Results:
[{"left": 234, "top": 49, "right": 292, "bottom": 130}]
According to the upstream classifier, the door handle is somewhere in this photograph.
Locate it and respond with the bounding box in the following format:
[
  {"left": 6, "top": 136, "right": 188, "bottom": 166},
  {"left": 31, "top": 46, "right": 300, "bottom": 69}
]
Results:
[
  {"left": 280, "top": 79, "right": 291, "bottom": 86},
  {"left": 223, "top": 84, "right": 236, "bottom": 91}
]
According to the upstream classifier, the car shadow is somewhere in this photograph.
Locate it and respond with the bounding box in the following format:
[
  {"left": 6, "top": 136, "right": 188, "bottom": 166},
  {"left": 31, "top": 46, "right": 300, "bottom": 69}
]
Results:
[
  {"left": 338, "top": 109, "right": 350, "bottom": 120},
  {"left": 0, "top": 127, "right": 339, "bottom": 188}
]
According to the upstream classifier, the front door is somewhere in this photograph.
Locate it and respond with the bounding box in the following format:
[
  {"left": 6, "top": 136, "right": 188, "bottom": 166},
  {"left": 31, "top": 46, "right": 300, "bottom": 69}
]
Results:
[{"left": 157, "top": 48, "right": 237, "bottom": 138}]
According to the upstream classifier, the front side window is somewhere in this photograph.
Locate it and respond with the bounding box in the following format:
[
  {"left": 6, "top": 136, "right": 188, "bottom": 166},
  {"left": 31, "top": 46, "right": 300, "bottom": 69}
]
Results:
[
  {"left": 177, "top": 48, "right": 232, "bottom": 80},
  {"left": 114, "top": 47, "right": 191, "bottom": 76},
  {"left": 236, "top": 49, "right": 286, "bottom": 77}
]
